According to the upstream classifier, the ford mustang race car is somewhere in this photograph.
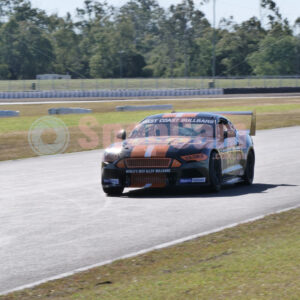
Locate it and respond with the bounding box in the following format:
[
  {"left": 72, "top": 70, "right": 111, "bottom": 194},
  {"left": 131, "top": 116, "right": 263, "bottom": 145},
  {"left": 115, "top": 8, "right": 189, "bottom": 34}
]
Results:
[{"left": 102, "top": 112, "right": 256, "bottom": 195}]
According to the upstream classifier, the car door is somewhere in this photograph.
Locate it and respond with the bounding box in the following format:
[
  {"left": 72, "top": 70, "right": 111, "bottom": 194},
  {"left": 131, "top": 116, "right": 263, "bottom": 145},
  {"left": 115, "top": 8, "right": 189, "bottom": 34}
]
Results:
[
  {"left": 226, "top": 121, "right": 244, "bottom": 176},
  {"left": 217, "top": 119, "right": 243, "bottom": 177}
]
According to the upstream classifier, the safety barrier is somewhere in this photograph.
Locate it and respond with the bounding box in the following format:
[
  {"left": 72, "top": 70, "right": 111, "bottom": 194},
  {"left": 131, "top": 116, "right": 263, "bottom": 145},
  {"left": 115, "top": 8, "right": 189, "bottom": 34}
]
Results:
[
  {"left": 0, "top": 89, "right": 224, "bottom": 99},
  {"left": 0, "top": 110, "right": 20, "bottom": 117},
  {"left": 48, "top": 108, "right": 93, "bottom": 115},
  {"left": 223, "top": 87, "right": 300, "bottom": 94},
  {"left": 116, "top": 105, "right": 173, "bottom": 112}
]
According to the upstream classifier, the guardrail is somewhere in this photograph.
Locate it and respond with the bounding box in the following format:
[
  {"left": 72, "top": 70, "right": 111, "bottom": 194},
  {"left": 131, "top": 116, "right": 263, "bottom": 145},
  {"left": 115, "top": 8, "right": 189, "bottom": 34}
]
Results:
[{"left": 0, "top": 89, "right": 223, "bottom": 99}]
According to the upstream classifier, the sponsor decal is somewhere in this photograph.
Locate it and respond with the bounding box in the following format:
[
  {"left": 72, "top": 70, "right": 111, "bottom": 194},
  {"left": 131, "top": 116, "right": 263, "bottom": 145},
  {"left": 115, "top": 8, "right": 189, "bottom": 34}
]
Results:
[
  {"left": 192, "top": 177, "right": 206, "bottom": 183},
  {"left": 180, "top": 178, "right": 206, "bottom": 184},
  {"left": 126, "top": 169, "right": 171, "bottom": 174},
  {"left": 103, "top": 179, "right": 119, "bottom": 185},
  {"left": 180, "top": 178, "right": 193, "bottom": 184},
  {"left": 143, "top": 118, "right": 215, "bottom": 125}
]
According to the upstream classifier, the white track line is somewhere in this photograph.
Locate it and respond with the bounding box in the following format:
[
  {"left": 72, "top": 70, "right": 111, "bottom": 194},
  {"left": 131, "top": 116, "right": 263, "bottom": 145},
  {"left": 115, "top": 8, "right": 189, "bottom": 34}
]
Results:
[
  {"left": 1, "top": 94, "right": 300, "bottom": 105},
  {"left": 1, "top": 203, "right": 300, "bottom": 296}
]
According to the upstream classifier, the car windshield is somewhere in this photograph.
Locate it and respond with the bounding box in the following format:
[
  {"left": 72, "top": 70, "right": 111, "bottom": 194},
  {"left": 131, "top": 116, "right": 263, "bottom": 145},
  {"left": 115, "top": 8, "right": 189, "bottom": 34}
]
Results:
[{"left": 129, "top": 117, "right": 215, "bottom": 138}]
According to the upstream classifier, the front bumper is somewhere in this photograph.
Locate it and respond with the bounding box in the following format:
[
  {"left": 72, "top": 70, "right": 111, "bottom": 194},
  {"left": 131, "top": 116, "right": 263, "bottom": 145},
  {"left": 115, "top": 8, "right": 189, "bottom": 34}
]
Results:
[{"left": 102, "top": 161, "right": 210, "bottom": 189}]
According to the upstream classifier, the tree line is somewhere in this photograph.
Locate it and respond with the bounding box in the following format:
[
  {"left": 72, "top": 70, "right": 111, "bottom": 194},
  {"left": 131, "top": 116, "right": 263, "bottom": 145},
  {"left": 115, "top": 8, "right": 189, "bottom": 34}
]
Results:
[{"left": 0, "top": 0, "right": 299, "bottom": 79}]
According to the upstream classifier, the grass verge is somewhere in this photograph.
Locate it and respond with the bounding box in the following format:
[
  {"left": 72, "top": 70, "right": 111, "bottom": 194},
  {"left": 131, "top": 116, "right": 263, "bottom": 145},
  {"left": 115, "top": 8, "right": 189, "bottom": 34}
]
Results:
[
  {"left": 2, "top": 208, "right": 300, "bottom": 300},
  {"left": 1, "top": 96, "right": 300, "bottom": 161},
  {"left": 1, "top": 77, "right": 300, "bottom": 91}
]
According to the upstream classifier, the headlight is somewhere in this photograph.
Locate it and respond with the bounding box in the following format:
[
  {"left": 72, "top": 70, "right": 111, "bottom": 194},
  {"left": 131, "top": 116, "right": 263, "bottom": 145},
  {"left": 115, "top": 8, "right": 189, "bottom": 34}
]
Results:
[
  {"left": 103, "top": 150, "right": 121, "bottom": 163},
  {"left": 181, "top": 153, "right": 208, "bottom": 162}
]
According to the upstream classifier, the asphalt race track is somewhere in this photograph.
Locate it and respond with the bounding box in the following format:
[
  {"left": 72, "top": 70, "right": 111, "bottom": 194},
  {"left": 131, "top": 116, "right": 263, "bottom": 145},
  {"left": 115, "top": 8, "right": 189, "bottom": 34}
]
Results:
[
  {"left": 1, "top": 126, "right": 300, "bottom": 294},
  {"left": 1, "top": 93, "right": 300, "bottom": 106}
]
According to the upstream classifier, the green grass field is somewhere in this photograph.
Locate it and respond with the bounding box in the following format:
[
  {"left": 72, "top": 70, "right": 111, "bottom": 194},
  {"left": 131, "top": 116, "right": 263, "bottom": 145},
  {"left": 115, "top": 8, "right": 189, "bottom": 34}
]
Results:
[
  {"left": 1, "top": 77, "right": 300, "bottom": 91},
  {"left": 3, "top": 208, "right": 300, "bottom": 300},
  {"left": 0, "top": 96, "right": 300, "bottom": 161}
]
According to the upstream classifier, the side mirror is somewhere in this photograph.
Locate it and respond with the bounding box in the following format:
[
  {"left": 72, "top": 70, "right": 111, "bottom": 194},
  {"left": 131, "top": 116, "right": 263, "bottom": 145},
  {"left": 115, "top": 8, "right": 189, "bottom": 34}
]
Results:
[{"left": 117, "top": 129, "right": 126, "bottom": 140}]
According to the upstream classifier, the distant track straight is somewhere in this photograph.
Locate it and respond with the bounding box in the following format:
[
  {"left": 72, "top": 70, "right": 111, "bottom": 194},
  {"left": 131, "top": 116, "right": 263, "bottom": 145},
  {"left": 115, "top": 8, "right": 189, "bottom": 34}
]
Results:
[{"left": 1, "top": 93, "right": 300, "bottom": 105}]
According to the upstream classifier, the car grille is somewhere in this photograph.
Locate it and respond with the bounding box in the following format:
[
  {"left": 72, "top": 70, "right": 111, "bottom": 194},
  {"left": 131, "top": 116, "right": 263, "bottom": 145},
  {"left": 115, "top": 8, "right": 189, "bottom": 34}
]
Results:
[
  {"left": 125, "top": 158, "right": 171, "bottom": 169},
  {"left": 130, "top": 174, "right": 167, "bottom": 188}
]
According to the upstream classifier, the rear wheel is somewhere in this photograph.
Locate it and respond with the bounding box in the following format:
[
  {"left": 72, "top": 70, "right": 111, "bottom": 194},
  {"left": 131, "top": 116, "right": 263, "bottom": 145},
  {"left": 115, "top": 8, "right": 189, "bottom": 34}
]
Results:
[
  {"left": 103, "top": 186, "right": 124, "bottom": 196},
  {"left": 209, "top": 151, "right": 222, "bottom": 192},
  {"left": 243, "top": 150, "right": 255, "bottom": 185}
]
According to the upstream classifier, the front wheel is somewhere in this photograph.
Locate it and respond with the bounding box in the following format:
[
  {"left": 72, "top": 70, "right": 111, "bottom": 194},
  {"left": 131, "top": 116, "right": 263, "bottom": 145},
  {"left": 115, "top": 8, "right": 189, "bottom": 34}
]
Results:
[
  {"left": 209, "top": 151, "right": 222, "bottom": 192},
  {"left": 103, "top": 186, "right": 124, "bottom": 196},
  {"left": 243, "top": 150, "right": 255, "bottom": 185}
]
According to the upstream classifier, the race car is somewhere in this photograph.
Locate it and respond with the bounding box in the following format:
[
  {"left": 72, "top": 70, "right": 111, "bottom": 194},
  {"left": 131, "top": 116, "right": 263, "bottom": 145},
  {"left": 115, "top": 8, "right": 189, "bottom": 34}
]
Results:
[{"left": 101, "top": 112, "right": 256, "bottom": 195}]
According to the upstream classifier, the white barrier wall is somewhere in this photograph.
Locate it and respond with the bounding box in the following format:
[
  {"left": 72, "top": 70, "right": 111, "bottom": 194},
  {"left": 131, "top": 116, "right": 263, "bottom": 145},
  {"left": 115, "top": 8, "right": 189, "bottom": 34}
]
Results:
[
  {"left": 0, "top": 89, "right": 224, "bottom": 99},
  {"left": 0, "top": 110, "right": 20, "bottom": 117},
  {"left": 48, "top": 108, "right": 93, "bottom": 115},
  {"left": 116, "top": 105, "right": 173, "bottom": 112}
]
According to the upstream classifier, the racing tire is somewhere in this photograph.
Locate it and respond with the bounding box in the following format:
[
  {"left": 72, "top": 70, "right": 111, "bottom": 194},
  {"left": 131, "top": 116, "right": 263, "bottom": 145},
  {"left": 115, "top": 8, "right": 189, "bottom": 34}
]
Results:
[
  {"left": 243, "top": 150, "right": 255, "bottom": 185},
  {"left": 103, "top": 187, "right": 124, "bottom": 196},
  {"left": 209, "top": 151, "right": 222, "bottom": 192}
]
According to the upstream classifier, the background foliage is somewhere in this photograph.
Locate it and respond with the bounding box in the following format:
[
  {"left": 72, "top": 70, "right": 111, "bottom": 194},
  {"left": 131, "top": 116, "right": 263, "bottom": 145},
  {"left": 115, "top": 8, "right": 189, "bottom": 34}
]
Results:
[{"left": 0, "top": 0, "right": 299, "bottom": 79}]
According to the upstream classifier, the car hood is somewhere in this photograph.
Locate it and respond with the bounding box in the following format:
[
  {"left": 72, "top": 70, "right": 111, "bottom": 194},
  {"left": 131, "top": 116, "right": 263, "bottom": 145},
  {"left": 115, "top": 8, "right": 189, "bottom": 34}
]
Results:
[{"left": 105, "top": 136, "right": 214, "bottom": 159}]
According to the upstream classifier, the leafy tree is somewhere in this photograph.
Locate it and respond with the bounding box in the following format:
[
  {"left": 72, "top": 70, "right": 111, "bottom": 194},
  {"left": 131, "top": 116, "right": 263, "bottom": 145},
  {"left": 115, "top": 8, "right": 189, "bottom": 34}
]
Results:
[
  {"left": 89, "top": 25, "right": 116, "bottom": 78},
  {"left": 0, "top": 0, "right": 299, "bottom": 79},
  {"left": 0, "top": 18, "right": 53, "bottom": 79},
  {"left": 216, "top": 17, "right": 266, "bottom": 75},
  {"left": 76, "top": 0, "right": 115, "bottom": 78},
  {"left": 148, "top": 0, "right": 210, "bottom": 77},
  {"left": 51, "top": 15, "right": 85, "bottom": 78},
  {"left": 248, "top": 35, "right": 298, "bottom": 75},
  {"left": 190, "top": 36, "right": 212, "bottom": 76}
]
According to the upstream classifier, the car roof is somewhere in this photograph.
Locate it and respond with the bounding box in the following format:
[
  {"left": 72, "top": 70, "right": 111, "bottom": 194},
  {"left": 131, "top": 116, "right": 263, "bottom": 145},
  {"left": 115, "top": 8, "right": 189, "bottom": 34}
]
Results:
[{"left": 144, "top": 112, "right": 229, "bottom": 122}]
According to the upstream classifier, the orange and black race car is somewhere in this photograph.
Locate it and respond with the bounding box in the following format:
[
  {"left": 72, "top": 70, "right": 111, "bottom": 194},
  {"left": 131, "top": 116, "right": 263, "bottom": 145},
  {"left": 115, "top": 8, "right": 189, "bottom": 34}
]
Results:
[{"left": 101, "top": 112, "right": 256, "bottom": 195}]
